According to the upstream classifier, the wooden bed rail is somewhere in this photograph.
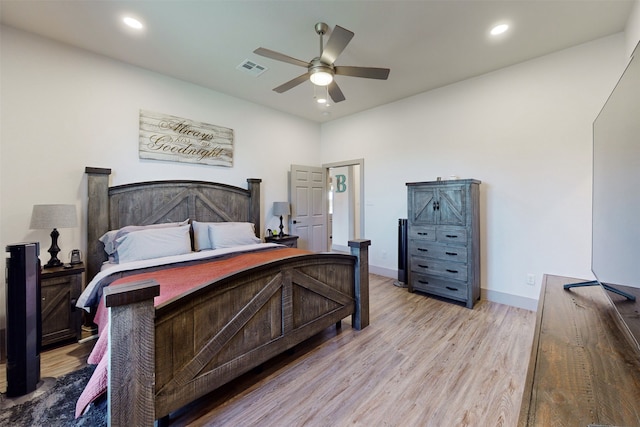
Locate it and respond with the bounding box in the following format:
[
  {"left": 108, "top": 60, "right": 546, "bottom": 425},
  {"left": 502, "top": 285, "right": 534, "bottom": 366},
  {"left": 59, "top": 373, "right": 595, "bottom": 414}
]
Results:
[{"left": 105, "top": 240, "right": 371, "bottom": 427}]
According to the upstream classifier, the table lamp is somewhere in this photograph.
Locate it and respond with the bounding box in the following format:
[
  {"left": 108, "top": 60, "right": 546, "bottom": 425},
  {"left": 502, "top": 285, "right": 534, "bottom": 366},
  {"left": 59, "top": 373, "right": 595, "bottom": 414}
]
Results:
[
  {"left": 30, "top": 204, "right": 78, "bottom": 268},
  {"left": 273, "top": 202, "right": 290, "bottom": 237}
]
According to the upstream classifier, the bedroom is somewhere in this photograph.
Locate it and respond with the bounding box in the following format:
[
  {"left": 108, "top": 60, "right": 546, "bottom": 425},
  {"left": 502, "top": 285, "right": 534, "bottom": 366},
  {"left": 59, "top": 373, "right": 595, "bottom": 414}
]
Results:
[{"left": 1, "top": 0, "right": 639, "bottom": 425}]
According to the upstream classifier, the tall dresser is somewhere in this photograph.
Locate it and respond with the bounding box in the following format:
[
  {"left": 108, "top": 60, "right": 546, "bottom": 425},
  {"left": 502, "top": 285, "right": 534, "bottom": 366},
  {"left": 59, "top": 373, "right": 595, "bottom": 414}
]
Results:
[{"left": 406, "top": 179, "right": 481, "bottom": 308}]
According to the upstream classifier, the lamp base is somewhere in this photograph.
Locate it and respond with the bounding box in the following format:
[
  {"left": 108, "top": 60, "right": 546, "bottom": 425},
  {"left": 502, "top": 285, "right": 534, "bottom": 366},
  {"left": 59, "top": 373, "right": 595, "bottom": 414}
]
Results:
[
  {"left": 43, "top": 258, "right": 63, "bottom": 269},
  {"left": 279, "top": 215, "right": 285, "bottom": 237},
  {"left": 44, "top": 228, "right": 63, "bottom": 269}
]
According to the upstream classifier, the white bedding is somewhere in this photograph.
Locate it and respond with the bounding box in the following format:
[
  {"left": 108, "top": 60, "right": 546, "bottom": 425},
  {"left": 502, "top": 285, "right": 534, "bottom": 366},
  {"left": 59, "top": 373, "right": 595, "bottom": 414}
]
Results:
[{"left": 76, "top": 243, "right": 282, "bottom": 311}]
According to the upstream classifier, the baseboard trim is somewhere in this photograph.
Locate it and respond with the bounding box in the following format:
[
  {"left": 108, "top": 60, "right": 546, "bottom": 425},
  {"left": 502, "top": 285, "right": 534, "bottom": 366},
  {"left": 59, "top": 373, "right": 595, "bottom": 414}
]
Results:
[
  {"left": 482, "top": 289, "right": 538, "bottom": 311},
  {"left": 369, "top": 266, "right": 538, "bottom": 311}
]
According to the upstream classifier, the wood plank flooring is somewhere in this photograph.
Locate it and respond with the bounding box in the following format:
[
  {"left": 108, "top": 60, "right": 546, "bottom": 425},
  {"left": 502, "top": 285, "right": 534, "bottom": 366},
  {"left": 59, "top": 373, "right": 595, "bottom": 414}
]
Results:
[{"left": 1, "top": 274, "right": 536, "bottom": 426}]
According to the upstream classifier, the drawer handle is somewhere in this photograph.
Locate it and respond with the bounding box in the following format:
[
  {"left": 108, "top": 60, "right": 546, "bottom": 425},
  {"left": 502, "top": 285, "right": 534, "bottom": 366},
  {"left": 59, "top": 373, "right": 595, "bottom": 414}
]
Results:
[
  {"left": 418, "top": 280, "right": 429, "bottom": 285},
  {"left": 417, "top": 248, "right": 428, "bottom": 252},
  {"left": 445, "top": 252, "right": 458, "bottom": 256},
  {"left": 418, "top": 264, "right": 429, "bottom": 269},
  {"left": 446, "top": 286, "right": 458, "bottom": 291},
  {"left": 446, "top": 269, "right": 458, "bottom": 274},
  {"left": 445, "top": 234, "right": 458, "bottom": 238},
  {"left": 417, "top": 232, "right": 429, "bottom": 236}
]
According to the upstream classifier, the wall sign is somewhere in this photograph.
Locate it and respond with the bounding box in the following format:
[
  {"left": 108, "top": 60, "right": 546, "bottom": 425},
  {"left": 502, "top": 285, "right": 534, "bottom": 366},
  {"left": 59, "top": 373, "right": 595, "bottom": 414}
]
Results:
[
  {"left": 336, "top": 174, "right": 347, "bottom": 192},
  {"left": 139, "top": 110, "right": 234, "bottom": 167}
]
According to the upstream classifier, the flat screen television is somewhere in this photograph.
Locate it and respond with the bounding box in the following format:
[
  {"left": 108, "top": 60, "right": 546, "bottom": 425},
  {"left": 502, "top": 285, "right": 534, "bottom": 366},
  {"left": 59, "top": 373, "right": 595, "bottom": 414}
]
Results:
[
  {"left": 592, "top": 43, "right": 640, "bottom": 289},
  {"left": 590, "top": 41, "right": 640, "bottom": 349}
]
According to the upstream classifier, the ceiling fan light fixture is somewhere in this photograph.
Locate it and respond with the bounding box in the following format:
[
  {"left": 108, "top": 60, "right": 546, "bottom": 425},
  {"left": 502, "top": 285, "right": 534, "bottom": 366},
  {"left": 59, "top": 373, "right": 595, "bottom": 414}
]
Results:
[{"left": 309, "top": 69, "right": 333, "bottom": 86}]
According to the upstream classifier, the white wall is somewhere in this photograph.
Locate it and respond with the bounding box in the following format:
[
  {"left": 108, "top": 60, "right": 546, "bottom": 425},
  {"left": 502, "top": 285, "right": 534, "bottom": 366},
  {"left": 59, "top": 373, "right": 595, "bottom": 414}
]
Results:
[
  {"left": 320, "top": 34, "right": 629, "bottom": 309},
  {"left": 0, "top": 26, "right": 321, "bottom": 327},
  {"left": 626, "top": 0, "right": 640, "bottom": 56}
]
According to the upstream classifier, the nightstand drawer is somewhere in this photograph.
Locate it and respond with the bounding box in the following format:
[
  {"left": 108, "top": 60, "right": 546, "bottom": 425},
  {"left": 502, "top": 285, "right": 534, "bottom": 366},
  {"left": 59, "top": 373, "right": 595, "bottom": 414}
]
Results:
[{"left": 265, "top": 234, "right": 299, "bottom": 248}]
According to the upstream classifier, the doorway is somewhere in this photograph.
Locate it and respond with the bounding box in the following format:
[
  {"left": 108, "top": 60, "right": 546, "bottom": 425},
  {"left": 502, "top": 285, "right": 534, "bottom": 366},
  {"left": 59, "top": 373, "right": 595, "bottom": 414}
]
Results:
[{"left": 324, "top": 159, "right": 364, "bottom": 253}]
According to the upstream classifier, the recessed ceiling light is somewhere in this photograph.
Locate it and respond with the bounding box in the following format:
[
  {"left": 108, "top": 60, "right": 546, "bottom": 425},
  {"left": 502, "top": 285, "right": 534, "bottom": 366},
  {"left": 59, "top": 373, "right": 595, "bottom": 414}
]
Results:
[
  {"left": 490, "top": 24, "right": 509, "bottom": 36},
  {"left": 123, "top": 16, "right": 144, "bottom": 30}
]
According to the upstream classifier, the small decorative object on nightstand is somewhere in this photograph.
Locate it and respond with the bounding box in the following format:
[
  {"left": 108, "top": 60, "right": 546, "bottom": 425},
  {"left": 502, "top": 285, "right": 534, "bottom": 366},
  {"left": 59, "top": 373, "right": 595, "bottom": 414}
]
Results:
[
  {"left": 30, "top": 204, "right": 78, "bottom": 268},
  {"left": 39, "top": 262, "right": 84, "bottom": 347},
  {"left": 273, "top": 201, "right": 290, "bottom": 237},
  {"left": 265, "top": 234, "right": 299, "bottom": 248}
]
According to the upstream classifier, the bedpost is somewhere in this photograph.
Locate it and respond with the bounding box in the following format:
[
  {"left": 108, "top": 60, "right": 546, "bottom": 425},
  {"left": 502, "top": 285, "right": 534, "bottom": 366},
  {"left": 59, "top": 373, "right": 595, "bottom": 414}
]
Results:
[
  {"left": 349, "top": 239, "right": 371, "bottom": 330},
  {"left": 85, "top": 167, "right": 111, "bottom": 282},
  {"left": 104, "top": 279, "right": 160, "bottom": 427},
  {"left": 247, "top": 178, "right": 261, "bottom": 237}
]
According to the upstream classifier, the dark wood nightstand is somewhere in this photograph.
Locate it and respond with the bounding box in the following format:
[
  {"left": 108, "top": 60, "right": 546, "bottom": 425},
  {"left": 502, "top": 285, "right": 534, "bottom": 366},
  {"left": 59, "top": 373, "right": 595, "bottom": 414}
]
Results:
[
  {"left": 265, "top": 234, "right": 299, "bottom": 248},
  {"left": 40, "top": 263, "right": 84, "bottom": 347}
]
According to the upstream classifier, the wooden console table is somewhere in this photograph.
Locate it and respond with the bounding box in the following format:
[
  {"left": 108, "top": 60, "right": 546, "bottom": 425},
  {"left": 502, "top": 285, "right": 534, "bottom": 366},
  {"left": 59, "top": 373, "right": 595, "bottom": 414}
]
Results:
[{"left": 518, "top": 274, "right": 640, "bottom": 426}]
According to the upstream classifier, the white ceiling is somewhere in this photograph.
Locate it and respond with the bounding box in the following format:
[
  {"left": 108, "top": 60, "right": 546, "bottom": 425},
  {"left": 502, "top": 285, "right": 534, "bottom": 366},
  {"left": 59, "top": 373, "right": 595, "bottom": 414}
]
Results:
[{"left": 0, "top": 0, "right": 634, "bottom": 123}]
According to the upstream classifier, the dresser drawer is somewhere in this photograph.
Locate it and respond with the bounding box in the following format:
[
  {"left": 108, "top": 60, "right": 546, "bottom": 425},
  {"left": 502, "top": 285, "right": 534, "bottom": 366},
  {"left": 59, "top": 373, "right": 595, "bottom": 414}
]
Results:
[
  {"left": 408, "top": 225, "right": 436, "bottom": 241},
  {"left": 411, "top": 273, "right": 468, "bottom": 302},
  {"left": 408, "top": 241, "right": 467, "bottom": 263},
  {"left": 435, "top": 227, "right": 467, "bottom": 245},
  {"left": 410, "top": 256, "right": 468, "bottom": 281}
]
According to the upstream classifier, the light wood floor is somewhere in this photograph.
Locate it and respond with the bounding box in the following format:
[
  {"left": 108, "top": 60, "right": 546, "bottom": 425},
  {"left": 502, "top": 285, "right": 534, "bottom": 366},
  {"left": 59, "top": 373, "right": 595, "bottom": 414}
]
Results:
[{"left": 1, "top": 274, "right": 536, "bottom": 426}]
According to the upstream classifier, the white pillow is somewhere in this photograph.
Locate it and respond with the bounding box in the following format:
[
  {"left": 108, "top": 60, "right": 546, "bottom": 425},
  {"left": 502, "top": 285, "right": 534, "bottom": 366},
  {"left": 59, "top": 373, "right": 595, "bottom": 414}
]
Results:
[
  {"left": 208, "top": 222, "right": 261, "bottom": 249},
  {"left": 192, "top": 220, "right": 215, "bottom": 251},
  {"left": 115, "top": 224, "right": 191, "bottom": 263},
  {"left": 99, "top": 219, "right": 189, "bottom": 255}
]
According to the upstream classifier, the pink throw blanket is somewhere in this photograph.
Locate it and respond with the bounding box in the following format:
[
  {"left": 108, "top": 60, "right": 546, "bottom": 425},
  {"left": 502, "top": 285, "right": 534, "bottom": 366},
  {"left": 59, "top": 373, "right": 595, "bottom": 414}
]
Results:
[{"left": 75, "top": 247, "right": 304, "bottom": 417}]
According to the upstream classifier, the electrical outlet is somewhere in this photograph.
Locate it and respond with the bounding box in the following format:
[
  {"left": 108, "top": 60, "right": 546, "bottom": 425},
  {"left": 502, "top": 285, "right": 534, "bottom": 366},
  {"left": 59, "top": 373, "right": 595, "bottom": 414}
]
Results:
[
  {"left": 381, "top": 250, "right": 387, "bottom": 259},
  {"left": 526, "top": 274, "right": 535, "bottom": 286}
]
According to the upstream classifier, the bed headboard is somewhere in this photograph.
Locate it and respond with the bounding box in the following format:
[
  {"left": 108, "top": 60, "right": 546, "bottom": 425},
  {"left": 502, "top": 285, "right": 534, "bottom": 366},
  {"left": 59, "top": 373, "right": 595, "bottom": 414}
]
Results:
[{"left": 85, "top": 167, "right": 261, "bottom": 282}]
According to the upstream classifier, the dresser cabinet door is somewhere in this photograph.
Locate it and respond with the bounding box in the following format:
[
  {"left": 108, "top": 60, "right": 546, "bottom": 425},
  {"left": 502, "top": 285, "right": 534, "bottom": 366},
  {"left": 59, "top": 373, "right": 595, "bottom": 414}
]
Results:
[
  {"left": 410, "top": 188, "right": 437, "bottom": 224},
  {"left": 410, "top": 186, "right": 466, "bottom": 226},
  {"left": 437, "top": 187, "right": 466, "bottom": 226}
]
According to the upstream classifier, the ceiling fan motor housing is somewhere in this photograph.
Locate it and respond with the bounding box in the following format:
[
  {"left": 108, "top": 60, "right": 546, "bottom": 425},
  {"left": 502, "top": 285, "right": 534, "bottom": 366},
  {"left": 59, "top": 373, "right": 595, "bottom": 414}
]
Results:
[{"left": 309, "top": 58, "right": 334, "bottom": 86}]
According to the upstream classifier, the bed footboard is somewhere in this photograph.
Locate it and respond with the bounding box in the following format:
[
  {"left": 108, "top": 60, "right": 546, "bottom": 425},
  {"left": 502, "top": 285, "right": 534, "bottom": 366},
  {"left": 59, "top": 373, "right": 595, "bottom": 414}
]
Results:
[{"left": 104, "top": 240, "right": 370, "bottom": 426}]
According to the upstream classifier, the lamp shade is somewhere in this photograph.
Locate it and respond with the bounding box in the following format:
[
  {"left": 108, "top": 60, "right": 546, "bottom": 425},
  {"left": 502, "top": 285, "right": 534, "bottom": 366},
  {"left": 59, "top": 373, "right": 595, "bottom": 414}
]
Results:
[
  {"left": 273, "top": 202, "right": 290, "bottom": 216},
  {"left": 30, "top": 204, "right": 78, "bottom": 229}
]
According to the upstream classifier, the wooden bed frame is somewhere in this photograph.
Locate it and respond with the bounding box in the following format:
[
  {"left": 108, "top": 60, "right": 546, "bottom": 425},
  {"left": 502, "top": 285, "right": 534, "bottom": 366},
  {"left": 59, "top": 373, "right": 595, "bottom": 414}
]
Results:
[{"left": 84, "top": 167, "right": 370, "bottom": 426}]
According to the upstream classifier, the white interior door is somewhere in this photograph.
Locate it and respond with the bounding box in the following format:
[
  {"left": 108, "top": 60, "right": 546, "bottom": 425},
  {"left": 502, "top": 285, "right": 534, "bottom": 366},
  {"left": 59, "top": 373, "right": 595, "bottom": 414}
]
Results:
[{"left": 290, "top": 165, "right": 327, "bottom": 252}]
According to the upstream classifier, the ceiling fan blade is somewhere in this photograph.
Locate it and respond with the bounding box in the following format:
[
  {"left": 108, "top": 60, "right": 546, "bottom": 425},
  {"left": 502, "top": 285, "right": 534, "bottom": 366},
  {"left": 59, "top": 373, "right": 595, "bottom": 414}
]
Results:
[
  {"left": 254, "top": 47, "right": 309, "bottom": 68},
  {"left": 273, "top": 73, "right": 310, "bottom": 93},
  {"left": 335, "top": 66, "right": 390, "bottom": 80},
  {"left": 320, "top": 25, "right": 354, "bottom": 64},
  {"left": 328, "top": 81, "right": 346, "bottom": 103}
]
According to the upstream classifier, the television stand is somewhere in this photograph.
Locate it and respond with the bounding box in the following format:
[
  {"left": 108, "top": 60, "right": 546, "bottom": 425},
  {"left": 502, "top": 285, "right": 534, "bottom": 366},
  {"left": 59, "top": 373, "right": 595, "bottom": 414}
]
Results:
[{"left": 563, "top": 280, "right": 636, "bottom": 301}]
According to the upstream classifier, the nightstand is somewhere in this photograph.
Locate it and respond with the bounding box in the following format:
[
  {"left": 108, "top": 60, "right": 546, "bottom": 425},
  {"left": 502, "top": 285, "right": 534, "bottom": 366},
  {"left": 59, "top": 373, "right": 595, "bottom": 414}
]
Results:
[
  {"left": 40, "top": 263, "right": 84, "bottom": 347},
  {"left": 265, "top": 234, "right": 299, "bottom": 248}
]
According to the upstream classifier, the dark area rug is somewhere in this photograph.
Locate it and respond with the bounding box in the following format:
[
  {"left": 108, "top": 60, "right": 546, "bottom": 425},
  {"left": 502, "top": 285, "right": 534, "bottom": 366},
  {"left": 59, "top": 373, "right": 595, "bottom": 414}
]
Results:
[{"left": 0, "top": 365, "right": 106, "bottom": 426}]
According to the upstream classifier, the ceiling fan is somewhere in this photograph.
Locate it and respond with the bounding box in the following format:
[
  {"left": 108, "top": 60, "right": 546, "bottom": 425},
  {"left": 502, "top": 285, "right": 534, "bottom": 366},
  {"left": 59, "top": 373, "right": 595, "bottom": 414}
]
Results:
[{"left": 254, "top": 22, "right": 390, "bottom": 103}]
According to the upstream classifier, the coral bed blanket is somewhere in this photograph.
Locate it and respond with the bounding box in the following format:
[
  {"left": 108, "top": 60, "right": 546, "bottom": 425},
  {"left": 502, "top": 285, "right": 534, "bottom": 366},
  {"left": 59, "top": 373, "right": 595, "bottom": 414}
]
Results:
[{"left": 75, "top": 247, "right": 305, "bottom": 417}]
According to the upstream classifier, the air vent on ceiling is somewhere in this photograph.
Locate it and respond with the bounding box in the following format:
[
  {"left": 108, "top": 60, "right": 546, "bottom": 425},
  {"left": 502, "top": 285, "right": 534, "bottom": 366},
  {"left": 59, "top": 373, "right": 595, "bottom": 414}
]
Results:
[{"left": 236, "top": 59, "right": 267, "bottom": 77}]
